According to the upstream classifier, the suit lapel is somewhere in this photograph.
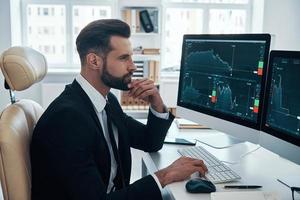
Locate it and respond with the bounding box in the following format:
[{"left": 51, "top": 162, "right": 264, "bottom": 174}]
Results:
[{"left": 69, "top": 80, "right": 112, "bottom": 188}]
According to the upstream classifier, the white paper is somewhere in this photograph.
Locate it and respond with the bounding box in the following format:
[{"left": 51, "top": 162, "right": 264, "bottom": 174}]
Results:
[{"left": 211, "top": 191, "right": 279, "bottom": 200}]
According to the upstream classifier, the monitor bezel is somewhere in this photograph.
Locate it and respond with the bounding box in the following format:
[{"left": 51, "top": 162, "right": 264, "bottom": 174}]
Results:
[
  {"left": 177, "top": 34, "right": 271, "bottom": 131},
  {"left": 261, "top": 50, "right": 300, "bottom": 147}
]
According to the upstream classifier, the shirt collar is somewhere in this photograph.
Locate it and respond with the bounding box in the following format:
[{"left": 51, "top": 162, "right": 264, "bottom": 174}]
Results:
[{"left": 75, "top": 74, "right": 107, "bottom": 113}]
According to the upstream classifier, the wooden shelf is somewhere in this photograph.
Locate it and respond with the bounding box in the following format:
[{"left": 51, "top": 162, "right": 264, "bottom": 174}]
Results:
[
  {"left": 123, "top": 108, "right": 149, "bottom": 119},
  {"left": 132, "top": 54, "right": 160, "bottom": 60}
]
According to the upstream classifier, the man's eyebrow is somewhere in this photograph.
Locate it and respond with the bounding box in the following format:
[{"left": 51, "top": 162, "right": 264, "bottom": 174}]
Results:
[{"left": 118, "top": 54, "right": 130, "bottom": 59}]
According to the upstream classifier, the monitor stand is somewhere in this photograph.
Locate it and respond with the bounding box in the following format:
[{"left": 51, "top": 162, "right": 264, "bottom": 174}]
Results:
[{"left": 196, "top": 133, "right": 244, "bottom": 149}]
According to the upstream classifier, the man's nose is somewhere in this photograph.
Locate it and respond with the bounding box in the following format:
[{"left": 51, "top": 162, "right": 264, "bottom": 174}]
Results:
[{"left": 128, "top": 58, "right": 137, "bottom": 71}]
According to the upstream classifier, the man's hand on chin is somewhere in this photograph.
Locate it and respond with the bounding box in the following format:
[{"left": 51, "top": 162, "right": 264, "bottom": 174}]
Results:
[{"left": 127, "top": 78, "right": 166, "bottom": 113}]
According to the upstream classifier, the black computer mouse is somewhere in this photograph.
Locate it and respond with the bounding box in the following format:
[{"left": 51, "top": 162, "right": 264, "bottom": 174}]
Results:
[{"left": 185, "top": 178, "right": 216, "bottom": 193}]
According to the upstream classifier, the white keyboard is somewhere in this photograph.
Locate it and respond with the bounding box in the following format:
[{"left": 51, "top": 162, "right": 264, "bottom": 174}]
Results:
[{"left": 178, "top": 145, "right": 241, "bottom": 183}]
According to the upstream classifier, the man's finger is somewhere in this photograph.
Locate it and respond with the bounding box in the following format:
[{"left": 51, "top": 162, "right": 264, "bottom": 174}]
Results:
[
  {"left": 191, "top": 166, "right": 207, "bottom": 177},
  {"left": 128, "top": 79, "right": 153, "bottom": 96},
  {"left": 136, "top": 88, "right": 156, "bottom": 100},
  {"left": 132, "top": 84, "right": 154, "bottom": 98},
  {"left": 129, "top": 78, "right": 148, "bottom": 88},
  {"left": 193, "top": 160, "right": 208, "bottom": 172},
  {"left": 198, "top": 168, "right": 207, "bottom": 177},
  {"left": 181, "top": 156, "right": 195, "bottom": 161}
]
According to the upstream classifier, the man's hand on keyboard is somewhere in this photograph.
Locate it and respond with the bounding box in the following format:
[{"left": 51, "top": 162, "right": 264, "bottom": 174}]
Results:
[
  {"left": 154, "top": 156, "right": 208, "bottom": 188},
  {"left": 178, "top": 146, "right": 241, "bottom": 183}
]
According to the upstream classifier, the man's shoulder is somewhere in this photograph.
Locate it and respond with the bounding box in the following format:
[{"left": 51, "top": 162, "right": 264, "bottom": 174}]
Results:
[{"left": 39, "top": 86, "right": 90, "bottom": 124}]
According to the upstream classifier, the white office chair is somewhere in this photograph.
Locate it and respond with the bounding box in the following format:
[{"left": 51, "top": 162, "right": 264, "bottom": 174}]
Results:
[{"left": 0, "top": 46, "right": 47, "bottom": 200}]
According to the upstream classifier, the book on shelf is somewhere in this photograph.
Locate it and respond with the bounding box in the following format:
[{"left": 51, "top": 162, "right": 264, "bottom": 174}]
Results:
[
  {"left": 136, "top": 10, "right": 141, "bottom": 32},
  {"left": 143, "top": 61, "right": 149, "bottom": 78},
  {"left": 148, "top": 9, "right": 159, "bottom": 33},
  {"left": 154, "top": 61, "right": 159, "bottom": 83},
  {"left": 131, "top": 9, "right": 136, "bottom": 32},
  {"left": 133, "top": 97, "right": 139, "bottom": 110},
  {"left": 122, "top": 9, "right": 132, "bottom": 29},
  {"left": 122, "top": 8, "right": 159, "bottom": 34},
  {"left": 148, "top": 60, "right": 160, "bottom": 84},
  {"left": 132, "top": 60, "right": 144, "bottom": 79},
  {"left": 148, "top": 60, "right": 155, "bottom": 81},
  {"left": 133, "top": 60, "right": 159, "bottom": 84},
  {"left": 142, "top": 48, "right": 160, "bottom": 55},
  {"left": 175, "top": 118, "right": 209, "bottom": 129},
  {"left": 121, "top": 91, "right": 149, "bottom": 110}
]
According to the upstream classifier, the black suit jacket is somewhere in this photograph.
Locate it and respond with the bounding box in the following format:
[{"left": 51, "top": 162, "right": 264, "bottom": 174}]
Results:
[{"left": 30, "top": 80, "right": 174, "bottom": 200}]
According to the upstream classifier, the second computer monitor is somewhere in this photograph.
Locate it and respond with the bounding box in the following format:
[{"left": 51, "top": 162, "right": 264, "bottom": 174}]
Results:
[
  {"left": 176, "top": 34, "right": 271, "bottom": 144},
  {"left": 260, "top": 50, "right": 300, "bottom": 164}
]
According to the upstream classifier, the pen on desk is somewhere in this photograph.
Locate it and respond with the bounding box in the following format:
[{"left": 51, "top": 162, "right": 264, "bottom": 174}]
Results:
[{"left": 224, "top": 185, "right": 262, "bottom": 189}]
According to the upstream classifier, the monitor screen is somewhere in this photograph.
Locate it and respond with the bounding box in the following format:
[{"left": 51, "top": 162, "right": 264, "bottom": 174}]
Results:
[
  {"left": 177, "top": 34, "right": 271, "bottom": 133},
  {"left": 262, "top": 51, "right": 300, "bottom": 147}
]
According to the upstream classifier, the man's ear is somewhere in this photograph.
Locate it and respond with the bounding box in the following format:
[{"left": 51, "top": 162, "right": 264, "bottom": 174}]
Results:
[{"left": 86, "top": 53, "right": 103, "bottom": 70}]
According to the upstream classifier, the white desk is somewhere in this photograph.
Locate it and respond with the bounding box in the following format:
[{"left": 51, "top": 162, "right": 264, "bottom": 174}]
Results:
[{"left": 141, "top": 122, "right": 300, "bottom": 200}]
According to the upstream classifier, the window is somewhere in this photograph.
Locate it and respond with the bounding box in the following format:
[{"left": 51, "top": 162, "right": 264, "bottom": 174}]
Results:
[
  {"left": 162, "top": 0, "right": 252, "bottom": 69},
  {"left": 22, "top": 0, "right": 253, "bottom": 72},
  {"left": 164, "top": 8, "right": 204, "bottom": 69},
  {"left": 22, "top": 0, "right": 114, "bottom": 70},
  {"left": 209, "top": 9, "right": 247, "bottom": 33},
  {"left": 72, "top": 5, "right": 112, "bottom": 65},
  {"left": 168, "top": 0, "right": 248, "bottom": 3},
  {"left": 26, "top": 4, "right": 66, "bottom": 64}
]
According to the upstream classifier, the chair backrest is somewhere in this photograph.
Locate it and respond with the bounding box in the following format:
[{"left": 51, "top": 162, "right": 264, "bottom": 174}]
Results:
[{"left": 0, "top": 46, "right": 47, "bottom": 200}]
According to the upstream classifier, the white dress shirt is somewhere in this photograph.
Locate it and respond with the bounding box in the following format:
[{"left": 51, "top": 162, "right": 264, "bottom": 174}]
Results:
[{"left": 76, "top": 74, "right": 168, "bottom": 193}]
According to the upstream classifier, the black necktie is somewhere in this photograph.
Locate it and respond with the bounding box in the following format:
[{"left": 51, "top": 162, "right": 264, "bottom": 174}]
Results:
[{"left": 104, "top": 102, "right": 125, "bottom": 190}]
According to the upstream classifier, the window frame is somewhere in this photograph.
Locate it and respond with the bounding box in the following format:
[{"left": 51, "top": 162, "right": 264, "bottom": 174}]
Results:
[
  {"left": 21, "top": 0, "right": 117, "bottom": 71},
  {"left": 161, "top": 0, "right": 253, "bottom": 69}
]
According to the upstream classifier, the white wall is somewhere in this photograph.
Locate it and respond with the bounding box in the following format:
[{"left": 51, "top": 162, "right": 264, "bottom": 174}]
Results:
[
  {"left": 263, "top": 0, "right": 300, "bottom": 50},
  {"left": 0, "top": 0, "right": 12, "bottom": 110}
]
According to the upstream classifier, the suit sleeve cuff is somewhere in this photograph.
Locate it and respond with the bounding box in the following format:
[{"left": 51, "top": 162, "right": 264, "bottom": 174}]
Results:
[
  {"left": 150, "top": 173, "right": 163, "bottom": 192},
  {"left": 150, "top": 106, "right": 169, "bottom": 120}
]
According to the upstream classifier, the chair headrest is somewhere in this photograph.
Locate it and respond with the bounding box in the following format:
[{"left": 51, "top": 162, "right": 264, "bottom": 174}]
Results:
[{"left": 0, "top": 46, "right": 47, "bottom": 91}]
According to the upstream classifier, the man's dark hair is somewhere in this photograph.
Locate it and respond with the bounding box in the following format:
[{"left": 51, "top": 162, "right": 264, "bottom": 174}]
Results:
[{"left": 76, "top": 19, "right": 131, "bottom": 66}]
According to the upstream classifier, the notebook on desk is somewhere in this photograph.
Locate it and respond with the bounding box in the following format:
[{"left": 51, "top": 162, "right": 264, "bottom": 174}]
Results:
[{"left": 175, "top": 118, "right": 209, "bottom": 129}]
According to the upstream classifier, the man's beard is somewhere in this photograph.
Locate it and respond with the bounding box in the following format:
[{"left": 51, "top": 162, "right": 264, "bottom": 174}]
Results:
[{"left": 101, "top": 62, "right": 132, "bottom": 91}]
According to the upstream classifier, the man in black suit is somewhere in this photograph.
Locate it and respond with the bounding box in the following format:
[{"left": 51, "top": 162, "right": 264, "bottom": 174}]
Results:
[{"left": 30, "top": 19, "right": 207, "bottom": 200}]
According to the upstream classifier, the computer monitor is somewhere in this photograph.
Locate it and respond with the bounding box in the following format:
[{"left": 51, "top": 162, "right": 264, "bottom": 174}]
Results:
[
  {"left": 176, "top": 34, "right": 271, "bottom": 146},
  {"left": 260, "top": 51, "right": 300, "bottom": 164}
]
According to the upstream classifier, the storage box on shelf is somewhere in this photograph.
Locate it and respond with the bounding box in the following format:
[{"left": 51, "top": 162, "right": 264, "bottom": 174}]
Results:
[{"left": 121, "top": 7, "right": 159, "bottom": 34}]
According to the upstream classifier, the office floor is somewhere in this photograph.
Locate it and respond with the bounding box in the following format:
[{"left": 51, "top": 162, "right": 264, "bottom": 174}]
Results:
[{"left": 130, "top": 148, "right": 145, "bottom": 183}]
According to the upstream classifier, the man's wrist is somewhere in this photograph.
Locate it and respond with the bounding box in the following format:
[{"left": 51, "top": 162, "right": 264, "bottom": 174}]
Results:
[
  {"left": 154, "top": 168, "right": 172, "bottom": 188},
  {"left": 150, "top": 94, "right": 166, "bottom": 113},
  {"left": 151, "top": 104, "right": 167, "bottom": 113}
]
